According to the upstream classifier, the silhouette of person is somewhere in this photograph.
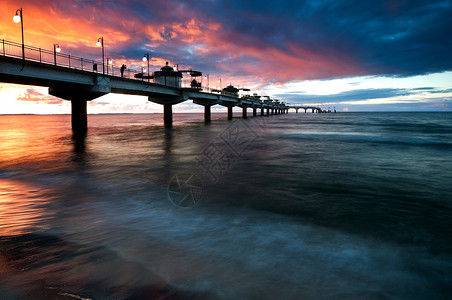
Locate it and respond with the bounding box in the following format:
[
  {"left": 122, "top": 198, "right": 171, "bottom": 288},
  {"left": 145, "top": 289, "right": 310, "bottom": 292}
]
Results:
[
  {"left": 120, "top": 64, "right": 126, "bottom": 77},
  {"left": 191, "top": 79, "right": 198, "bottom": 88}
]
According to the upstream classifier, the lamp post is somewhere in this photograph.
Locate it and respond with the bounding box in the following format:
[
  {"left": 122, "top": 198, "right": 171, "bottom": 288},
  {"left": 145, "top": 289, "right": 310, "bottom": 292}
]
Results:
[
  {"left": 142, "top": 53, "right": 150, "bottom": 81},
  {"left": 13, "top": 8, "right": 24, "bottom": 60},
  {"left": 53, "top": 44, "right": 60, "bottom": 65},
  {"left": 96, "top": 37, "right": 105, "bottom": 74},
  {"left": 218, "top": 78, "right": 222, "bottom": 90}
]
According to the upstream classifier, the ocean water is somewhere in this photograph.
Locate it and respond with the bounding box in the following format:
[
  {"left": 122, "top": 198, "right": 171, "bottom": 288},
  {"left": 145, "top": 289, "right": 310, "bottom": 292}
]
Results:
[{"left": 0, "top": 112, "right": 451, "bottom": 299}]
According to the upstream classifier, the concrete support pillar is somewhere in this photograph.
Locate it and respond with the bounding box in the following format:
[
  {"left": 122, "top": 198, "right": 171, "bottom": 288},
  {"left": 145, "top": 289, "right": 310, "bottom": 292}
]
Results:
[
  {"left": 204, "top": 105, "right": 211, "bottom": 122},
  {"left": 266, "top": 108, "right": 270, "bottom": 115},
  {"left": 253, "top": 107, "right": 257, "bottom": 116},
  {"left": 228, "top": 106, "right": 233, "bottom": 120},
  {"left": 261, "top": 108, "right": 264, "bottom": 116},
  {"left": 71, "top": 100, "right": 87, "bottom": 134},
  {"left": 164, "top": 104, "right": 173, "bottom": 127},
  {"left": 296, "top": 109, "right": 299, "bottom": 113},
  {"left": 242, "top": 107, "right": 247, "bottom": 119}
]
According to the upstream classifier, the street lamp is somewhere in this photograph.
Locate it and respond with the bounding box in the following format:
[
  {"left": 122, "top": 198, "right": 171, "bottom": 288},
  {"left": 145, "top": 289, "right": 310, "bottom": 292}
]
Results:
[
  {"left": 142, "top": 53, "right": 150, "bottom": 81},
  {"left": 96, "top": 37, "right": 105, "bottom": 74},
  {"left": 13, "top": 8, "right": 24, "bottom": 60},
  {"left": 217, "top": 78, "right": 222, "bottom": 90},
  {"left": 54, "top": 44, "right": 60, "bottom": 65}
]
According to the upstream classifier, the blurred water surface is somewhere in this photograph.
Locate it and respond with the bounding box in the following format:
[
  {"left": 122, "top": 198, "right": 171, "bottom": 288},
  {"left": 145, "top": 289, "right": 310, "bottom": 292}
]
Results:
[{"left": 0, "top": 112, "right": 451, "bottom": 299}]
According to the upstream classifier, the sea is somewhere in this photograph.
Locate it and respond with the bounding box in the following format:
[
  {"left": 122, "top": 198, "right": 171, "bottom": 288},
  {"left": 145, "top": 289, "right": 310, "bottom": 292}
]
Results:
[{"left": 0, "top": 112, "right": 451, "bottom": 299}]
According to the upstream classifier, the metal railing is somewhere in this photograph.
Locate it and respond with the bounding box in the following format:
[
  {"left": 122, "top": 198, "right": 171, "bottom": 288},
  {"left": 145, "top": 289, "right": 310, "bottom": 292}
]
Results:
[
  {"left": 0, "top": 39, "right": 144, "bottom": 80},
  {"left": 0, "top": 39, "right": 279, "bottom": 103}
]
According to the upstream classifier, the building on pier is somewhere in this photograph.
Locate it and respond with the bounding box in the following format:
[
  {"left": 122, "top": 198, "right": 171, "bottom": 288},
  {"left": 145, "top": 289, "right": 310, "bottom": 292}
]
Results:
[
  {"left": 153, "top": 62, "right": 182, "bottom": 88},
  {"left": 222, "top": 84, "right": 239, "bottom": 97}
]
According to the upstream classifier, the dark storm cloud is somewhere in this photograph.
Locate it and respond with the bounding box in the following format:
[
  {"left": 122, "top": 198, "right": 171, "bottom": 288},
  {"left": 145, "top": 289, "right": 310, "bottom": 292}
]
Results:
[
  {"left": 15, "top": 0, "right": 452, "bottom": 81},
  {"left": 119, "top": 0, "right": 452, "bottom": 79}
]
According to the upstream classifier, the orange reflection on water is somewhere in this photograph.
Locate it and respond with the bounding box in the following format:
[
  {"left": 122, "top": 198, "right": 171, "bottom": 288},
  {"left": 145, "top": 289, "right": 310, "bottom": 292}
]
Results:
[
  {"left": 0, "top": 115, "right": 71, "bottom": 169},
  {"left": 0, "top": 178, "right": 51, "bottom": 236}
]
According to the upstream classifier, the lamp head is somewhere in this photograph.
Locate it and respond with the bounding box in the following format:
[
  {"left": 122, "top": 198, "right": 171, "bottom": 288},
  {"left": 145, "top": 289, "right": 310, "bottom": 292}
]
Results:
[{"left": 13, "top": 14, "right": 21, "bottom": 23}]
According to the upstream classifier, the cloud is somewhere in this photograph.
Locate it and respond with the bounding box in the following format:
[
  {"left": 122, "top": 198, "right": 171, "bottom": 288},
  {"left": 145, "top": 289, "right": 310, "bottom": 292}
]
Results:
[
  {"left": 17, "top": 88, "right": 64, "bottom": 105},
  {"left": 2, "top": 0, "right": 451, "bottom": 85},
  {"left": 278, "top": 87, "right": 452, "bottom": 105}
]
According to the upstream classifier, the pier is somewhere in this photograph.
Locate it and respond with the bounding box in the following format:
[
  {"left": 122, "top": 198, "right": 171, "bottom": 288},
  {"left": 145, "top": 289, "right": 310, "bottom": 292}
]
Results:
[{"left": 0, "top": 39, "right": 326, "bottom": 134}]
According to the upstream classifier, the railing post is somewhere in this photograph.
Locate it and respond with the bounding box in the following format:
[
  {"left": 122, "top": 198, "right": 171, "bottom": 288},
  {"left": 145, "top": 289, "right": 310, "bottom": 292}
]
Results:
[
  {"left": 69, "top": 55, "right": 71, "bottom": 68},
  {"left": 81, "top": 58, "right": 83, "bottom": 70},
  {"left": 2, "top": 39, "right": 4, "bottom": 56},
  {"left": 39, "top": 48, "right": 42, "bottom": 62}
]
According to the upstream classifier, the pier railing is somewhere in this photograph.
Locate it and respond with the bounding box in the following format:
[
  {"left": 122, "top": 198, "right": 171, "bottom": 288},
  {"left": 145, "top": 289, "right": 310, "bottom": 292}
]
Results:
[
  {"left": 0, "top": 39, "right": 267, "bottom": 102},
  {"left": 0, "top": 39, "right": 143, "bottom": 80}
]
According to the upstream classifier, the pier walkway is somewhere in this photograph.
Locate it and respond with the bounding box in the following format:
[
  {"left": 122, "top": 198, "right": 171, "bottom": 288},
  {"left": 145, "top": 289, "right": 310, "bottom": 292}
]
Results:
[{"left": 0, "top": 39, "right": 324, "bottom": 133}]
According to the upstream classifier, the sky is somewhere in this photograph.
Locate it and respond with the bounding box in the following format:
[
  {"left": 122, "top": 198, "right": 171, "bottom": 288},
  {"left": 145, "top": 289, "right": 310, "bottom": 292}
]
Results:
[{"left": 0, "top": 0, "right": 451, "bottom": 113}]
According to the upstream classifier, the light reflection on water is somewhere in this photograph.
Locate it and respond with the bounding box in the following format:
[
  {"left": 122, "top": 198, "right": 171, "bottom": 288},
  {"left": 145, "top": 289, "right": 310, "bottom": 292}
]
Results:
[{"left": 0, "top": 179, "right": 51, "bottom": 236}]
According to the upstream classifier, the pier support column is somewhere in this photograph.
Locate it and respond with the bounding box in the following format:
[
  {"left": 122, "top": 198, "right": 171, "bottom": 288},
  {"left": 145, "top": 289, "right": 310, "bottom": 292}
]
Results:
[
  {"left": 164, "top": 104, "right": 173, "bottom": 127},
  {"left": 228, "top": 106, "right": 233, "bottom": 120},
  {"left": 266, "top": 108, "right": 270, "bottom": 115},
  {"left": 71, "top": 100, "right": 88, "bottom": 134},
  {"left": 242, "top": 107, "right": 247, "bottom": 119},
  {"left": 253, "top": 108, "right": 257, "bottom": 116},
  {"left": 204, "top": 105, "right": 211, "bottom": 123},
  {"left": 261, "top": 108, "right": 264, "bottom": 116}
]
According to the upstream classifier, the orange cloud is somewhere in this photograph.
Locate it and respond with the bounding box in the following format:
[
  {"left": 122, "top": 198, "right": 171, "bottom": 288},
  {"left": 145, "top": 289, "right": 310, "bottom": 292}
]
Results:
[{"left": 17, "top": 88, "right": 64, "bottom": 105}]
